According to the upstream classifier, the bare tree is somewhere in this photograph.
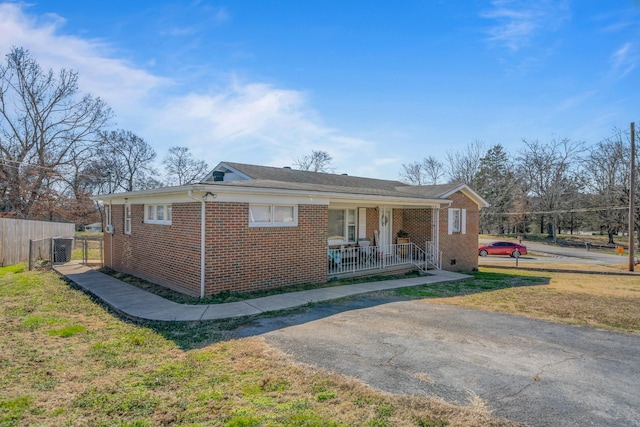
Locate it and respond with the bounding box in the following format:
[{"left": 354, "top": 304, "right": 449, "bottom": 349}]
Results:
[
  {"left": 0, "top": 47, "right": 111, "bottom": 218},
  {"left": 445, "top": 140, "right": 485, "bottom": 185},
  {"left": 423, "top": 156, "right": 445, "bottom": 185},
  {"left": 584, "top": 132, "right": 629, "bottom": 243},
  {"left": 516, "top": 138, "right": 585, "bottom": 241},
  {"left": 400, "top": 156, "right": 445, "bottom": 185},
  {"left": 399, "top": 161, "right": 424, "bottom": 185},
  {"left": 163, "top": 146, "right": 209, "bottom": 185},
  {"left": 97, "top": 129, "right": 158, "bottom": 192},
  {"left": 293, "top": 150, "right": 333, "bottom": 172}
]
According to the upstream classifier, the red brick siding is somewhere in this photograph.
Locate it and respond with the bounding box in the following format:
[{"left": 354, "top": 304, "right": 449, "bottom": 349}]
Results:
[
  {"left": 106, "top": 201, "right": 328, "bottom": 297},
  {"left": 401, "top": 209, "right": 433, "bottom": 247},
  {"left": 203, "top": 203, "right": 327, "bottom": 295},
  {"left": 105, "top": 203, "right": 202, "bottom": 296},
  {"left": 438, "top": 192, "right": 479, "bottom": 271},
  {"left": 365, "top": 208, "right": 379, "bottom": 243},
  {"left": 392, "top": 210, "right": 403, "bottom": 241}
]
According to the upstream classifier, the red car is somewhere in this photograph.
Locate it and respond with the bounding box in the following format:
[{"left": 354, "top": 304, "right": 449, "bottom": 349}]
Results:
[{"left": 478, "top": 241, "right": 527, "bottom": 257}]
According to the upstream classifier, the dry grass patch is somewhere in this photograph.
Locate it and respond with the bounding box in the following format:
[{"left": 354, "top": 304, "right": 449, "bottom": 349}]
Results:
[
  {"left": 0, "top": 266, "right": 520, "bottom": 426},
  {"left": 427, "top": 267, "right": 640, "bottom": 334}
]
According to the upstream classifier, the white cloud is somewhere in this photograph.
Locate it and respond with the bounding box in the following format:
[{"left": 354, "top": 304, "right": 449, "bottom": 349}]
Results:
[
  {"left": 150, "top": 79, "right": 372, "bottom": 167},
  {"left": 0, "top": 3, "right": 167, "bottom": 112},
  {"left": 0, "top": 3, "right": 379, "bottom": 176},
  {"left": 610, "top": 42, "right": 637, "bottom": 78},
  {"left": 481, "top": 0, "right": 570, "bottom": 51},
  {"left": 554, "top": 90, "right": 598, "bottom": 112}
]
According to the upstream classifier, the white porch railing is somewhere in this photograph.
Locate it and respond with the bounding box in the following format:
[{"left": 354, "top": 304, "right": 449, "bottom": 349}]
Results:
[
  {"left": 328, "top": 242, "right": 438, "bottom": 277},
  {"left": 425, "top": 241, "right": 442, "bottom": 270}
]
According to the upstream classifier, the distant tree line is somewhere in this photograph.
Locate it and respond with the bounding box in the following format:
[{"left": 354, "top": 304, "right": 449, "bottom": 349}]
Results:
[
  {"left": 0, "top": 47, "right": 208, "bottom": 227},
  {"left": 399, "top": 133, "right": 640, "bottom": 246},
  {"left": 1, "top": 46, "right": 638, "bottom": 244}
]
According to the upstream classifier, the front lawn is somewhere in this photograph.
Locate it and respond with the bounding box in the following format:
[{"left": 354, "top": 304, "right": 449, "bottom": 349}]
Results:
[
  {"left": 0, "top": 266, "right": 516, "bottom": 426},
  {"left": 396, "top": 268, "right": 640, "bottom": 334}
]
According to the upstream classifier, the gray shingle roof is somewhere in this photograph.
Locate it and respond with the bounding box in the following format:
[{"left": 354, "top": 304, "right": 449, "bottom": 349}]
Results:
[{"left": 205, "top": 162, "right": 468, "bottom": 201}]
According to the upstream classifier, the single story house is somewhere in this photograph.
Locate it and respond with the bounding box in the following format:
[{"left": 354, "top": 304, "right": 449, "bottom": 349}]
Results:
[
  {"left": 83, "top": 222, "right": 102, "bottom": 232},
  {"left": 97, "top": 162, "right": 489, "bottom": 298}
]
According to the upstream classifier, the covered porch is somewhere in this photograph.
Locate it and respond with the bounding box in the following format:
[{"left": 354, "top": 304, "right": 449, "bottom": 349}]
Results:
[
  {"left": 327, "top": 204, "right": 443, "bottom": 278},
  {"left": 328, "top": 241, "right": 441, "bottom": 277}
]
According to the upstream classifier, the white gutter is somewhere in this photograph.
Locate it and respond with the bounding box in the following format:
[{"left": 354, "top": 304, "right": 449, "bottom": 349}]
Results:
[
  {"left": 187, "top": 190, "right": 206, "bottom": 299},
  {"left": 91, "top": 183, "right": 450, "bottom": 207}
]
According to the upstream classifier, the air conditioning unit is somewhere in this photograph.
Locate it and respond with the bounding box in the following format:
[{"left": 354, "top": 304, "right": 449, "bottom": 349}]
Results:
[{"left": 106, "top": 224, "right": 115, "bottom": 234}]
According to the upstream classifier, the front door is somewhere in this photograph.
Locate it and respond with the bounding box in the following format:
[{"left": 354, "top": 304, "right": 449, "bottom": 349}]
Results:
[{"left": 378, "top": 207, "right": 393, "bottom": 253}]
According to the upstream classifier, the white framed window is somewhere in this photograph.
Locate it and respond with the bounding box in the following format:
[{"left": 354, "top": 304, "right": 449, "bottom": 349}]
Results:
[
  {"left": 249, "top": 204, "right": 297, "bottom": 227},
  {"left": 124, "top": 204, "right": 131, "bottom": 235},
  {"left": 105, "top": 204, "right": 112, "bottom": 229},
  {"left": 328, "top": 208, "right": 356, "bottom": 243},
  {"left": 145, "top": 204, "right": 172, "bottom": 225},
  {"left": 448, "top": 208, "right": 466, "bottom": 235}
]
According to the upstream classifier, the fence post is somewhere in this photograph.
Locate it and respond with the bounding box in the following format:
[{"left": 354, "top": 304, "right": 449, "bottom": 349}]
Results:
[{"left": 28, "top": 239, "right": 33, "bottom": 271}]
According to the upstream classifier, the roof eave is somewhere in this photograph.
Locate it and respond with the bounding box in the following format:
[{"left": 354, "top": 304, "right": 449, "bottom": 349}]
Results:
[
  {"left": 439, "top": 184, "right": 490, "bottom": 208},
  {"left": 91, "top": 183, "right": 448, "bottom": 206}
]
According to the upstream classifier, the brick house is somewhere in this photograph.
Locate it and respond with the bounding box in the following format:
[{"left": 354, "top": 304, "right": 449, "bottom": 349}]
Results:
[{"left": 97, "top": 162, "right": 488, "bottom": 298}]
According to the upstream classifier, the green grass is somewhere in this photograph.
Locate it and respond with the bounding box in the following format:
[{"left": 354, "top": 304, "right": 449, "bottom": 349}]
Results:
[
  {"left": 0, "top": 268, "right": 513, "bottom": 427},
  {"left": 0, "top": 264, "right": 25, "bottom": 277},
  {"left": 395, "top": 270, "right": 548, "bottom": 299}
]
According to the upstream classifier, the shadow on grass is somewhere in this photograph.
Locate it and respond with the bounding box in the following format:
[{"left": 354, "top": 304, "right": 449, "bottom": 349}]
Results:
[{"left": 137, "top": 270, "right": 550, "bottom": 351}]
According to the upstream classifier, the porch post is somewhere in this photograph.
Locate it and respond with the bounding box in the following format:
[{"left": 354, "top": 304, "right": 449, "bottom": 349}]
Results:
[{"left": 432, "top": 208, "right": 440, "bottom": 251}]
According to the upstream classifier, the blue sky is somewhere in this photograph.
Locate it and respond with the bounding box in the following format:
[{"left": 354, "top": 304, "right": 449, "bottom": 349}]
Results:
[{"left": 1, "top": 1, "right": 638, "bottom": 180}]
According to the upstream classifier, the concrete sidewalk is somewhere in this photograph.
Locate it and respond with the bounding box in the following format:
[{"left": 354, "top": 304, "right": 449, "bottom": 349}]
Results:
[{"left": 53, "top": 263, "right": 470, "bottom": 322}]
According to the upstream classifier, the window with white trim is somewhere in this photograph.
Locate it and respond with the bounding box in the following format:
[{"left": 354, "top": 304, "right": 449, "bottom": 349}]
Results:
[
  {"left": 249, "top": 204, "right": 297, "bottom": 227},
  {"left": 448, "top": 208, "right": 466, "bottom": 234},
  {"left": 328, "top": 208, "right": 356, "bottom": 243},
  {"left": 105, "top": 205, "right": 112, "bottom": 229},
  {"left": 145, "top": 204, "right": 172, "bottom": 225},
  {"left": 124, "top": 204, "right": 131, "bottom": 235}
]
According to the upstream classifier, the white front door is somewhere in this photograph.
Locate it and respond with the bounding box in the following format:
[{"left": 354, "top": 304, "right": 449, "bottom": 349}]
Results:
[{"left": 378, "top": 207, "right": 393, "bottom": 252}]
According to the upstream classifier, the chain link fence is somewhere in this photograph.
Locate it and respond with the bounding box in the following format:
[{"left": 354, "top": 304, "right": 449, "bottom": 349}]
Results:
[
  {"left": 28, "top": 237, "right": 53, "bottom": 270},
  {"left": 28, "top": 236, "right": 103, "bottom": 270}
]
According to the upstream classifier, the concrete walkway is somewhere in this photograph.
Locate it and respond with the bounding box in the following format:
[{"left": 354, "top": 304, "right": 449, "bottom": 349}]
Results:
[{"left": 53, "top": 262, "right": 470, "bottom": 322}]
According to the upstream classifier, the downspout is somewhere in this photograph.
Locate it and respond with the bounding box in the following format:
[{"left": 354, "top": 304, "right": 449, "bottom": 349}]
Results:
[
  {"left": 188, "top": 190, "right": 206, "bottom": 298},
  {"left": 109, "top": 200, "right": 113, "bottom": 269}
]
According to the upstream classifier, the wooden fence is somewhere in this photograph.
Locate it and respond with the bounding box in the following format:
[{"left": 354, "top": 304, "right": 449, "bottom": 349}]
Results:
[{"left": 0, "top": 218, "right": 75, "bottom": 266}]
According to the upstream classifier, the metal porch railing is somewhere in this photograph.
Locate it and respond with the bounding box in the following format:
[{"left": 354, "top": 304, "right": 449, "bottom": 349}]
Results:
[
  {"left": 425, "top": 241, "right": 442, "bottom": 270},
  {"left": 328, "top": 242, "right": 438, "bottom": 277}
]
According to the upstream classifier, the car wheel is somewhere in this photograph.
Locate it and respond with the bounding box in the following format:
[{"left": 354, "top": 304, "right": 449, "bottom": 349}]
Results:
[
  {"left": 479, "top": 250, "right": 488, "bottom": 257},
  {"left": 511, "top": 250, "right": 520, "bottom": 258}
]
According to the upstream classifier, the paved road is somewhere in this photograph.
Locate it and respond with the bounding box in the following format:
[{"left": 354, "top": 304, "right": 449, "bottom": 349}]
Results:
[
  {"left": 236, "top": 299, "right": 640, "bottom": 427},
  {"left": 479, "top": 239, "right": 632, "bottom": 266}
]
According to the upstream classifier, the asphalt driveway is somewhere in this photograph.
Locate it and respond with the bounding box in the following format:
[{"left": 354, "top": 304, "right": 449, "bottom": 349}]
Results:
[{"left": 236, "top": 299, "right": 640, "bottom": 427}]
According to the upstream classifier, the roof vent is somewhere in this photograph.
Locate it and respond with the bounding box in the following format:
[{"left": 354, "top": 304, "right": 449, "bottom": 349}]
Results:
[
  {"left": 212, "top": 171, "right": 225, "bottom": 182},
  {"left": 283, "top": 166, "right": 292, "bottom": 169},
  {"left": 341, "top": 173, "right": 348, "bottom": 176}
]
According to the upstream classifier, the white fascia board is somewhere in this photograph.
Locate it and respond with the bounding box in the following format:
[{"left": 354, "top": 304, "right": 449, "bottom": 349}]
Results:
[
  {"left": 93, "top": 184, "right": 448, "bottom": 208},
  {"left": 94, "top": 185, "right": 330, "bottom": 206},
  {"left": 439, "top": 184, "right": 490, "bottom": 208},
  {"left": 325, "top": 193, "right": 446, "bottom": 208},
  {"left": 202, "top": 161, "right": 254, "bottom": 182}
]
